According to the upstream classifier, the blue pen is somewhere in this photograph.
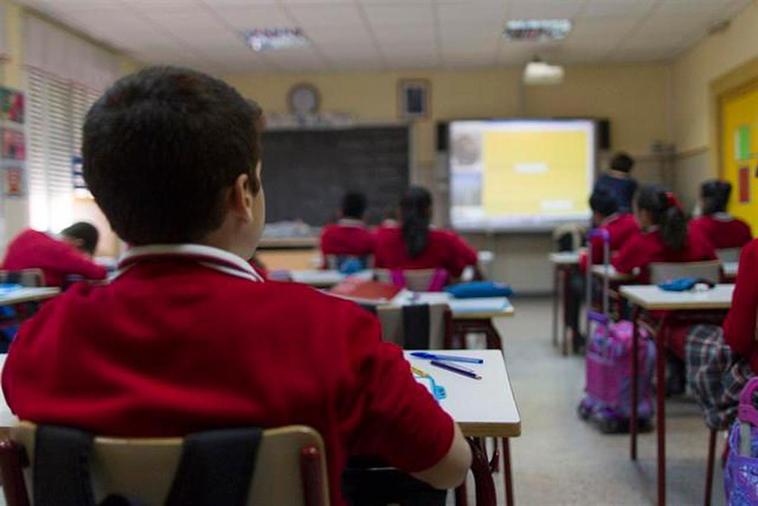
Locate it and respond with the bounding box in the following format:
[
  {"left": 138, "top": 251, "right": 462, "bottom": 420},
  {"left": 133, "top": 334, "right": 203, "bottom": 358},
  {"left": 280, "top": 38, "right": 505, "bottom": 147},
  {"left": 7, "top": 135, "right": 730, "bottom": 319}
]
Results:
[
  {"left": 410, "top": 352, "right": 484, "bottom": 364},
  {"left": 430, "top": 360, "right": 482, "bottom": 380}
]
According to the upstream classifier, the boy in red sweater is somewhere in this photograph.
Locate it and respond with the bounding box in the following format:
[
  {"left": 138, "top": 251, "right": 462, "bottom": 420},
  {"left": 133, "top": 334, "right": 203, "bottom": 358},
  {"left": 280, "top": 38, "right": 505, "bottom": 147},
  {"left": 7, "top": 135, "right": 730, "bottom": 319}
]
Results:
[
  {"left": 320, "top": 191, "right": 375, "bottom": 268},
  {"left": 689, "top": 180, "right": 752, "bottom": 250},
  {"left": 2, "top": 222, "right": 107, "bottom": 287},
  {"left": 2, "top": 67, "right": 470, "bottom": 505}
]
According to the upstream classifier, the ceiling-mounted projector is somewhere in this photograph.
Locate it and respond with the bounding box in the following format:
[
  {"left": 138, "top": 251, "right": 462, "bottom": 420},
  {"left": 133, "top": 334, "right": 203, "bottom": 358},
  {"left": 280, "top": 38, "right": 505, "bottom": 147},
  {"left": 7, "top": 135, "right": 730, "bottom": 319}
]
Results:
[{"left": 523, "top": 58, "right": 564, "bottom": 86}]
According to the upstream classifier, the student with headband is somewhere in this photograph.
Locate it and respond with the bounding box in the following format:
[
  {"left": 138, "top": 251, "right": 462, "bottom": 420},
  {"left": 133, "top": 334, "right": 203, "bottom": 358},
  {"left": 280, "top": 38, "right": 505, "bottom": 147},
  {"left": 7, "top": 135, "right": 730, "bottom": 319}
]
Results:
[
  {"left": 689, "top": 180, "right": 752, "bottom": 250},
  {"left": 612, "top": 184, "right": 717, "bottom": 283}
]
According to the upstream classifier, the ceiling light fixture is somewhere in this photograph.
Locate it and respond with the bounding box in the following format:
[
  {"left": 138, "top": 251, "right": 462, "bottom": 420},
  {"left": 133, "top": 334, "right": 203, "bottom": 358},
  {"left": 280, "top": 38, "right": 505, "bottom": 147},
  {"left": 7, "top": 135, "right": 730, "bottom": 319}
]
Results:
[
  {"left": 243, "top": 28, "right": 310, "bottom": 52},
  {"left": 504, "top": 19, "right": 572, "bottom": 42}
]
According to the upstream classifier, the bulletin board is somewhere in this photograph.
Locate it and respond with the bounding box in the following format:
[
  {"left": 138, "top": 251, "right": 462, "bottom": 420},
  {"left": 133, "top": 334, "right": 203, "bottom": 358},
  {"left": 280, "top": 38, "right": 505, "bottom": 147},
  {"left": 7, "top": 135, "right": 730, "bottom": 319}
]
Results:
[{"left": 720, "top": 80, "right": 758, "bottom": 233}]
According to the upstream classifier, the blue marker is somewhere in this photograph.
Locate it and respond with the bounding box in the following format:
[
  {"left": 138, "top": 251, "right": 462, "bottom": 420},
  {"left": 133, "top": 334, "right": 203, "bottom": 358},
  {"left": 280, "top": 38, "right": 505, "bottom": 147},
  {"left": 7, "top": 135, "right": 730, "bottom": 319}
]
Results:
[{"left": 410, "top": 352, "right": 484, "bottom": 364}]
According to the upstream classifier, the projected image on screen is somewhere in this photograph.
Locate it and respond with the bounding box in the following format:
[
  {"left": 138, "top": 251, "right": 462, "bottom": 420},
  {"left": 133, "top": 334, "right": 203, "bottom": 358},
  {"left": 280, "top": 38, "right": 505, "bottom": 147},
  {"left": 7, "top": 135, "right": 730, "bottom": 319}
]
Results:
[{"left": 449, "top": 119, "right": 596, "bottom": 231}]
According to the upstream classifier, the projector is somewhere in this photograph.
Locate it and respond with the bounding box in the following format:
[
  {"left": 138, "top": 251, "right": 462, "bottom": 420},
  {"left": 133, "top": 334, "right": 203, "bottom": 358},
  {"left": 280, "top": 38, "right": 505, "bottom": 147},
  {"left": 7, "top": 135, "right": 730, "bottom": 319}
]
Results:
[{"left": 523, "top": 61, "right": 564, "bottom": 86}]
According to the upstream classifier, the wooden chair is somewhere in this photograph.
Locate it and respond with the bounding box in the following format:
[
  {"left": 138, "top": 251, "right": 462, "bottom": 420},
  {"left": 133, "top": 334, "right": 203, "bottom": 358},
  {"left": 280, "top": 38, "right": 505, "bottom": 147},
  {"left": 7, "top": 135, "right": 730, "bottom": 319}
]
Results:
[
  {"left": 716, "top": 247, "right": 741, "bottom": 264},
  {"left": 375, "top": 268, "right": 448, "bottom": 292},
  {"left": 0, "top": 269, "right": 45, "bottom": 288},
  {"left": 649, "top": 261, "right": 722, "bottom": 285},
  {"left": 0, "top": 421, "right": 329, "bottom": 506},
  {"left": 368, "top": 303, "right": 452, "bottom": 350}
]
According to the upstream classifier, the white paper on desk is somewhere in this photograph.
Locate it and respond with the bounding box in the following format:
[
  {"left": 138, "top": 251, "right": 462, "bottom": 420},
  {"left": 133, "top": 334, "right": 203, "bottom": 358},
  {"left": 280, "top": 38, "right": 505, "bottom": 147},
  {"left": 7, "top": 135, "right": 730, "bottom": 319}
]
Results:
[{"left": 448, "top": 298, "right": 508, "bottom": 314}]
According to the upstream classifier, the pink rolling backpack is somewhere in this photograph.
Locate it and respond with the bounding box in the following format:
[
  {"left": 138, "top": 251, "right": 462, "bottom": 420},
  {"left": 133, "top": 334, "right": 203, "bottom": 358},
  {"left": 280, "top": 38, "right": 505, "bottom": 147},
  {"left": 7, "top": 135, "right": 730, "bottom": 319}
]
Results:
[{"left": 577, "top": 229, "right": 655, "bottom": 433}]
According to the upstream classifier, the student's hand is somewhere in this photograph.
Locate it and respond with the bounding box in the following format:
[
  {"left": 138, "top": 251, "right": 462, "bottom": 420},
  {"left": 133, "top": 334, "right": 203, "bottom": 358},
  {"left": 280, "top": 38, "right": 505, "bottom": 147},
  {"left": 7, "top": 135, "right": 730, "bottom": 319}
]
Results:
[{"left": 411, "top": 423, "right": 471, "bottom": 490}]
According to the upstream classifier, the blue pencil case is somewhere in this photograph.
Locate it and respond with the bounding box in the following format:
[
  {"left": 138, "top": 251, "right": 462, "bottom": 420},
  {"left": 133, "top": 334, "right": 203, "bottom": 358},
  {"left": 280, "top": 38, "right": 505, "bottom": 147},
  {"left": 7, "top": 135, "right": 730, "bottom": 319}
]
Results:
[
  {"left": 446, "top": 281, "right": 513, "bottom": 299},
  {"left": 658, "top": 277, "right": 716, "bottom": 292}
]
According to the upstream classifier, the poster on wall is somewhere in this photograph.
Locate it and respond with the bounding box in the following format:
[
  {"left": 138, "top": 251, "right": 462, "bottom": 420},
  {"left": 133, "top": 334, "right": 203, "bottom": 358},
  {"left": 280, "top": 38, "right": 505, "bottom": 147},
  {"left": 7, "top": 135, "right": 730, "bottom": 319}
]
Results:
[
  {"left": 739, "top": 166, "right": 751, "bottom": 204},
  {"left": 0, "top": 87, "right": 26, "bottom": 200},
  {"left": 2, "top": 164, "right": 25, "bottom": 198}
]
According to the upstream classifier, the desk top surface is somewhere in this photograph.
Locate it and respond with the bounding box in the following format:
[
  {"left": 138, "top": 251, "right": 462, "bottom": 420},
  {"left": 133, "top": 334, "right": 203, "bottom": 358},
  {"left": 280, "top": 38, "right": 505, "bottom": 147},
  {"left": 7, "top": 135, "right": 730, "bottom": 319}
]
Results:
[
  {"left": 0, "top": 287, "right": 60, "bottom": 306},
  {"left": 549, "top": 252, "right": 580, "bottom": 265},
  {"left": 406, "top": 350, "right": 520, "bottom": 438},
  {"left": 619, "top": 284, "right": 734, "bottom": 310}
]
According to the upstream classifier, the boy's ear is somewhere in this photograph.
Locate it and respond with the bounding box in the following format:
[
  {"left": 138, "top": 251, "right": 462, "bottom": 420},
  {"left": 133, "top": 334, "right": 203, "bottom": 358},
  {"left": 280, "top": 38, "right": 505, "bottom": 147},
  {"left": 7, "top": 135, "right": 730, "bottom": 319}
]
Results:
[{"left": 229, "top": 173, "right": 254, "bottom": 221}]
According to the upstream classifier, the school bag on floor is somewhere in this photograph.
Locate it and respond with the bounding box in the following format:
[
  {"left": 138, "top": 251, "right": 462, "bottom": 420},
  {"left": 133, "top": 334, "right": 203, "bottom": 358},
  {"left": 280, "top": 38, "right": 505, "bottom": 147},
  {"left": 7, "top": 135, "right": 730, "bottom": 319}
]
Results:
[
  {"left": 725, "top": 377, "right": 758, "bottom": 505},
  {"left": 577, "top": 229, "right": 655, "bottom": 434}
]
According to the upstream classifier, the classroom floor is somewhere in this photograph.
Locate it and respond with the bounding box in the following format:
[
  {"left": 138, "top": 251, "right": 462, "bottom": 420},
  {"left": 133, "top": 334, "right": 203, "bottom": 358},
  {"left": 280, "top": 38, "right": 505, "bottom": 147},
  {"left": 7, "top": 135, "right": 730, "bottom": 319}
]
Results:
[{"left": 454, "top": 296, "right": 724, "bottom": 506}]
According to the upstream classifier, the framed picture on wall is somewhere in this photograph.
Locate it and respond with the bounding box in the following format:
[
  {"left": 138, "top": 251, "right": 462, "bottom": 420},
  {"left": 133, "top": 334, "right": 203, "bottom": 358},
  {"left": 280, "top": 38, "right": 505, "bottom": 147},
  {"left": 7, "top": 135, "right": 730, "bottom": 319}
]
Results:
[{"left": 398, "top": 79, "right": 430, "bottom": 120}]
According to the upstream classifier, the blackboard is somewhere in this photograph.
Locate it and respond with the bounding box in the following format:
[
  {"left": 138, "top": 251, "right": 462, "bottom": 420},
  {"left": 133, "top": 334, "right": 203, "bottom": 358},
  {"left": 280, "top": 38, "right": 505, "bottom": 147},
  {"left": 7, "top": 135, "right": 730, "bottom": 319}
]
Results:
[{"left": 261, "top": 126, "right": 410, "bottom": 226}]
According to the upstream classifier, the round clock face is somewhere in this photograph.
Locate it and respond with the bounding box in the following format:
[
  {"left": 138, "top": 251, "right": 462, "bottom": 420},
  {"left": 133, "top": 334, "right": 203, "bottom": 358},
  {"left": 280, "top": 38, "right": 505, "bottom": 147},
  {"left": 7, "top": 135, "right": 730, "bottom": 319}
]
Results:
[{"left": 288, "top": 84, "right": 320, "bottom": 115}]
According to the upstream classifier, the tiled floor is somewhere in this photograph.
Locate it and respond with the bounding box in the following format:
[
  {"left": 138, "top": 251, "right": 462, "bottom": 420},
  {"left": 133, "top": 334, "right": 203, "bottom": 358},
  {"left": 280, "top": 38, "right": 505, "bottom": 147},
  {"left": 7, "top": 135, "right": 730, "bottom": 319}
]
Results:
[{"left": 453, "top": 296, "right": 724, "bottom": 506}]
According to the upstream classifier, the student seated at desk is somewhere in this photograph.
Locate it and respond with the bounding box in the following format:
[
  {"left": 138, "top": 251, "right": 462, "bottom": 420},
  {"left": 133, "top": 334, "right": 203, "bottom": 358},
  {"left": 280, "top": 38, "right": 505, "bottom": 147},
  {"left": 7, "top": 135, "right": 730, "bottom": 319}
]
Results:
[
  {"left": 581, "top": 187, "right": 640, "bottom": 267},
  {"left": 1, "top": 67, "right": 470, "bottom": 506},
  {"left": 374, "top": 186, "right": 478, "bottom": 281},
  {"left": 612, "top": 185, "right": 716, "bottom": 283},
  {"left": 689, "top": 180, "right": 752, "bottom": 250},
  {"left": 2, "top": 222, "right": 107, "bottom": 287},
  {"left": 320, "top": 191, "right": 375, "bottom": 266},
  {"left": 594, "top": 152, "right": 638, "bottom": 213}
]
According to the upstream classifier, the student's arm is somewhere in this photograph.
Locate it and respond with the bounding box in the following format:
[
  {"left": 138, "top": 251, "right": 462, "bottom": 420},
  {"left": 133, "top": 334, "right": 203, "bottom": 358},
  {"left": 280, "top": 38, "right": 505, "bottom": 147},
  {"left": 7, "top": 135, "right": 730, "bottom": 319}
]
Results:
[
  {"left": 724, "top": 241, "right": 758, "bottom": 357},
  {"left": 446, "top": 232, "right": 479, "bottom": 279},
  {"left": 340, "top": 310, "right": 471, "bottom": 489},
  {"left": 36, "top": 239, "right": 107, "bottom": 281}
]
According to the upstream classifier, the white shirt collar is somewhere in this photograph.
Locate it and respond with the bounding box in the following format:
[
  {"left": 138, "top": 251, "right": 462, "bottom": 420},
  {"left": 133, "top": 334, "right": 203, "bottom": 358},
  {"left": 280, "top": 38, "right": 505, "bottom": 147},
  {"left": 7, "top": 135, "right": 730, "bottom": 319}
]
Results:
[
  {"left": 116, "top": 244, "right": 263, "bottom": 283},
  {"left": 711, "top": 212, "right": 733, "bottom": 222}
]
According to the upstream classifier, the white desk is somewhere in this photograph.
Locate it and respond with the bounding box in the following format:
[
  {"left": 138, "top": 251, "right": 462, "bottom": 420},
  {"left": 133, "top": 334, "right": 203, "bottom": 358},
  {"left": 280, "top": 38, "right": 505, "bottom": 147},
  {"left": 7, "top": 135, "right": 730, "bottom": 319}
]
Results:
[
  {"left": 289, "top": 270, "right": 346, "bottom": 288},
  {"left": 620, "top": 283, "right": 733, "bottom": 506},
  {"left": 723, "top": 261, "right": 738, "bottom": 278},
  {"left": 590, "top": 264, "right": 634, "bottom": 282},
  {"left": 548, "top": 252, "right": 580, "bottom": 266},
  {"left": 0, "top": 287, "right": 60, "bottom": 306},
  {"left": 406, "top": 349, "right": 520, "bottom": 438},
  {"left": 0, "top": 355, "right": 17, "bottom": 430},
  {"left": 619, "top": 283, "right": 734, "bottom": 311}
]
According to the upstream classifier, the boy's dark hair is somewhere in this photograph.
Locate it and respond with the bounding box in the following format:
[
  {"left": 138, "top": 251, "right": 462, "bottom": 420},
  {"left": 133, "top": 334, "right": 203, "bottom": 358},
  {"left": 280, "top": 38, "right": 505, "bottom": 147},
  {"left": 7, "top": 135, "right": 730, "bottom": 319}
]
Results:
[
  {"left": 61, "top": 222, "right": 100, "bottom": 255},
  {"left": 701, "top": 179, "right": 732, "bottom": 215},
  {"left": 341, "top": 192, "right": 367, "bottom": 220},
  {"left": 637, "top": 184, "right": 688, "bottom": 252},
  {"left": 83, "top": 66, "right": 263, "bottom": 245},
  {"left": 610, "top": 152, "right": 635, "bottom": 174},
  {"left": 589, "top": 187, "right": 619, "bottom": 217},
  {"left": 400, "top": 186, "right": 433, "bottom": 258}
]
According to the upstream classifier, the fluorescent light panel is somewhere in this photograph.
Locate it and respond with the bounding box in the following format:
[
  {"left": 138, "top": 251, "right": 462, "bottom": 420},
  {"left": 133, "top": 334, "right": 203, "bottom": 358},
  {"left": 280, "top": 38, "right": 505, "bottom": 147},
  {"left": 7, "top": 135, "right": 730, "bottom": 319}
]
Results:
[
  {"left": 504, "top": 19, "right": 572, "bottom": 42},
  {"left": 243, "top": 28, "right": 310, "bottom": 52}
]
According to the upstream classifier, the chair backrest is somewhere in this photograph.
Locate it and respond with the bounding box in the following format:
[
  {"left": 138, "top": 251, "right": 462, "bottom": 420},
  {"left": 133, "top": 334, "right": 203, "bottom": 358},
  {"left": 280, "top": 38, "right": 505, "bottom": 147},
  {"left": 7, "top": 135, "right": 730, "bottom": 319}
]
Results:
[
  {"left": 324, "top": 255, "right": 373, "bottom": 273},
  {"left": 2, "top": 422, "right": 329, "bottom": 506},
  {"left": 649, "top": 261, "right": 722, "bottom": 285},
  {"left": 368, "top": 303, "right": 451, "bottom": 349},
  {"left": 375, "top": 269, "right": 448, "bottom": 292},
  {"left": 716, "top": 248, "right": 742, "bottom": 264},
  {"left": 0, "top": 269, "right": 45, "bottom": 288}
]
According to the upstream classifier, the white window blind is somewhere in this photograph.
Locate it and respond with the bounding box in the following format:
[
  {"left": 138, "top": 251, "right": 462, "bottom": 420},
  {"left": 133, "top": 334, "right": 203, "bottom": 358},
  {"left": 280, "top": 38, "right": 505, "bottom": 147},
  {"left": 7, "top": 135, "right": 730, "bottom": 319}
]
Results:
[{"left": 24, "top": 16, "right": 117, "bottom": 232}]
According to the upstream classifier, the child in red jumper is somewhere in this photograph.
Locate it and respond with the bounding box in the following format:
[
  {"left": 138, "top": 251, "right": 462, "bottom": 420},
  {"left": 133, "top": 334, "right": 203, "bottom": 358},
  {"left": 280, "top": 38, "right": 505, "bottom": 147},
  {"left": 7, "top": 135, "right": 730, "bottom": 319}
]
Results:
[
  {"left": 612, "top": 185, "right": 717, "bottom": 283},
  {"left": 2, "top": 222, "right": 107, "bottom": 287},
  {"left": 319, "top": 191, "right": 375, "bottom": 268},
  {"left": 1, "top": 67, "right": 470, "bottom": 505},
  {"left": 689, "top": 180, "right": 752, "bottom": 250}
]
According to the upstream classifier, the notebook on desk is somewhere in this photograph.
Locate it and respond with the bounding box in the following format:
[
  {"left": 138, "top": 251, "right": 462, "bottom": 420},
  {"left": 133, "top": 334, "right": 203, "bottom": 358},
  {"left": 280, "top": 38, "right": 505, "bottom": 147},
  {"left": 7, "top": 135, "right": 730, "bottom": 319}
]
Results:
[{"left": 447, "top": 297, "right": 510, "bottom": 314}]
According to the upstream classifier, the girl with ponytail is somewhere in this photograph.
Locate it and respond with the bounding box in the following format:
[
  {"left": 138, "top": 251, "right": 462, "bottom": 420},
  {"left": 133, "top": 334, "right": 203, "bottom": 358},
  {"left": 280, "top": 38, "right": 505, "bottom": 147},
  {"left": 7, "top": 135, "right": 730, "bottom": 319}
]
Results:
[
  {"left": 690, "top": 180, "right": 752, "bottom": 250},
  {"left": 374, "top": 186, "right": 478, "bottom": 279},
  {"left": 612, "top": 184, "right": 717, "bottom": 282}
]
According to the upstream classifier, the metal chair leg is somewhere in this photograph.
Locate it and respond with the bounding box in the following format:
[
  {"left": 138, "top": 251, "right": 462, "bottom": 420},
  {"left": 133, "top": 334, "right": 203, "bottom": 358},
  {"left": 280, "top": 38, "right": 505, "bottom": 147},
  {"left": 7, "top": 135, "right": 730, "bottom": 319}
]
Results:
[{"left": 704, "top": 429, "right": 717, "bottom": 506}]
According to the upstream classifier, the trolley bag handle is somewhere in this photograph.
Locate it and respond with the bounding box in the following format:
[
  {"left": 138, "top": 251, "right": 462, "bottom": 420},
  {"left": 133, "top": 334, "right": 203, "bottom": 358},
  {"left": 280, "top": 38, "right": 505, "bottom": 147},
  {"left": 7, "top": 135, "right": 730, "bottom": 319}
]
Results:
[{"left": 586, "top": 228, "right": 611, "bottom": 326}]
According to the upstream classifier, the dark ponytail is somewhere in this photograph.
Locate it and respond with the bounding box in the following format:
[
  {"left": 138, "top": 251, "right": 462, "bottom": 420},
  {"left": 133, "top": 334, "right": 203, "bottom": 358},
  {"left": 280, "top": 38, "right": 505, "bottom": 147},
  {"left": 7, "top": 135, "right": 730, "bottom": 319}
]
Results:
[
  {"left": 637, "top": 184, "right": 688, "bottom": 252},
  {"left": 400, "top": 186, "right": 433, "bottom": 258},
  {"left": 700, "top": 179, "right": 732, "bottom": 215}
]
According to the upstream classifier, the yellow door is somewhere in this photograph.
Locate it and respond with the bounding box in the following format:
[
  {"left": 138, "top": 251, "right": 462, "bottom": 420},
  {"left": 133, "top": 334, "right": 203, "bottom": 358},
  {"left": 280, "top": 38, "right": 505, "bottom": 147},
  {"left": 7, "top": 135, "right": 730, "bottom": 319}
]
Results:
[{"left": 721, "top": 81, "right": 758, "bottom": 233}]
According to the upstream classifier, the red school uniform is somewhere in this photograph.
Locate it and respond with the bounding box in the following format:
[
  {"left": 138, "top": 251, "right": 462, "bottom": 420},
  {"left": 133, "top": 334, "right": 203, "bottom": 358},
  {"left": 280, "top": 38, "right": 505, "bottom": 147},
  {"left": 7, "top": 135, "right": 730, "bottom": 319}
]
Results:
[
  {"left": 724, "top": 239, "right": 758, "bottom": 373},
  {"left": 1, "top": 228, "right": 107, "bottom": 287},
  {"left": 320, "top": 219, "right": 376, "bottom": 258},
  {"left": 611, "top": 227, "right": 717, "bottom": 283},
  {"left": 689, "top": 213, "right": 753, "bottom": 250},
  {"left": 1, "top": 244, "right": 453, "bottom": 506},
  {"left": 374, "top": 227, "right": 478, "bottom": 278},
  {"left": 580, "top": 213, "right": 640, "bottom": 269}
]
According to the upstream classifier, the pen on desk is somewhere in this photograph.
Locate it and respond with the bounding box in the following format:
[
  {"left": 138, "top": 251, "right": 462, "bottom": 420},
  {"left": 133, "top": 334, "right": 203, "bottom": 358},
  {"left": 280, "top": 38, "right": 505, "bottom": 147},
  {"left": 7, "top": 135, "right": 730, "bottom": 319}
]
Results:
[
  {"left": 430, "top": 360, "right": 482, "bottom": 380},
  {"left": 411, "top": 365, "right": 430, "bottom": 378},
  {"left": 410, "top": 352, "right": 484, "bottom": 364}
]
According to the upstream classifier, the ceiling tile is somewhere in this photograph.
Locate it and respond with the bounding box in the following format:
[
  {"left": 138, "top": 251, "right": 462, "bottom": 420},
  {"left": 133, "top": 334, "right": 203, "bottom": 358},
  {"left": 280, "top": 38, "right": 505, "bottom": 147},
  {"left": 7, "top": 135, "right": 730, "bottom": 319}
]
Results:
[
  {"left": 209, "top": 5, "right": 291, "bottom": 29},
  {"left": 506, "top": 0, "right": 588, "bottom": 20}
]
